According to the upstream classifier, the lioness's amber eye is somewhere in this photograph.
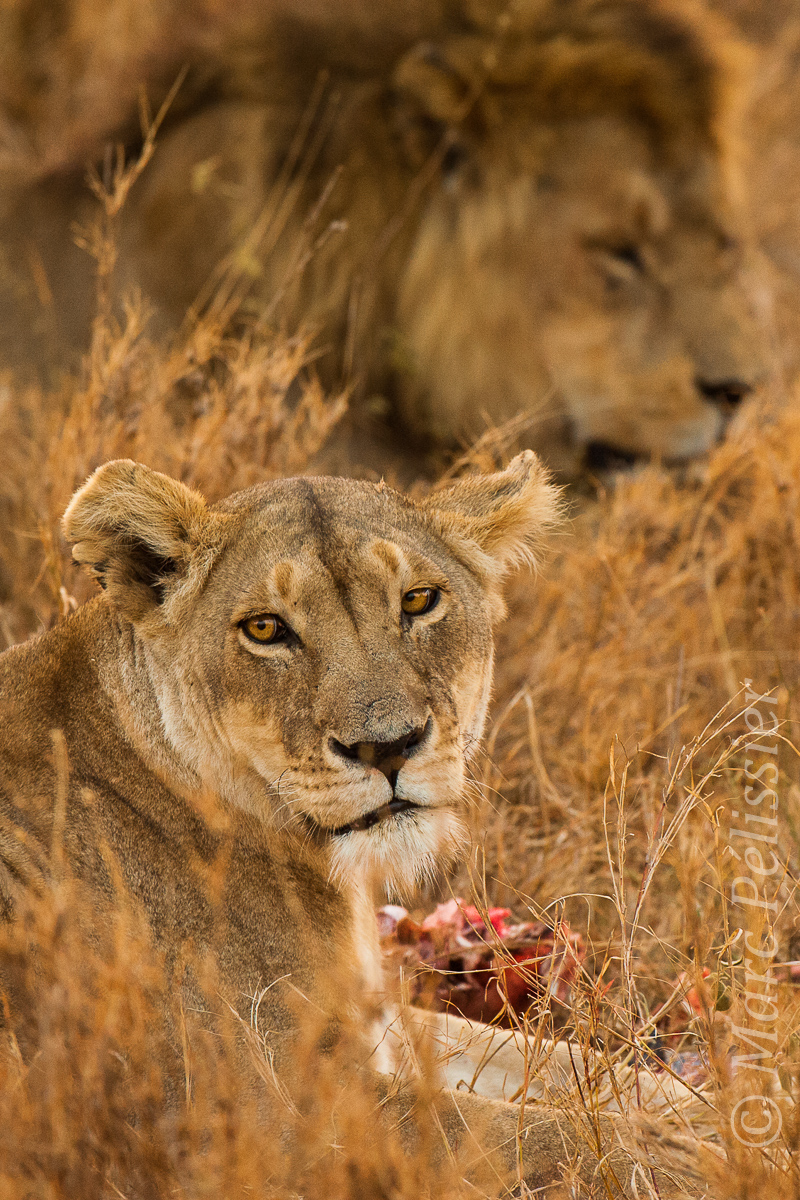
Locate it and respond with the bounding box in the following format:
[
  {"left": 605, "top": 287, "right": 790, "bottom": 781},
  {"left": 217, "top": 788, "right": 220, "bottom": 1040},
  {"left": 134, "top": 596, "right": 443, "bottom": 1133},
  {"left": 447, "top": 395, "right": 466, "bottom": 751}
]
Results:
[
  {"left": 241, "top": 614, "right": 285, "bottom": 644},
  {"left": 401, "top": 587, "right": 439, "bottom": 616}
]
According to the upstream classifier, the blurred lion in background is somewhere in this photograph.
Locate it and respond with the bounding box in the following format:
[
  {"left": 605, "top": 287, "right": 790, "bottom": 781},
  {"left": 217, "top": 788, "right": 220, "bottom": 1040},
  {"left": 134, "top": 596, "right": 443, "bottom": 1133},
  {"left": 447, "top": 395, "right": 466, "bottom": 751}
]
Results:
[
  {"left": 0, "top": 0, "right": 765, "bottom": 471},
  {"left": 719, "top": 5, "right": 800, "bottom": 394}
]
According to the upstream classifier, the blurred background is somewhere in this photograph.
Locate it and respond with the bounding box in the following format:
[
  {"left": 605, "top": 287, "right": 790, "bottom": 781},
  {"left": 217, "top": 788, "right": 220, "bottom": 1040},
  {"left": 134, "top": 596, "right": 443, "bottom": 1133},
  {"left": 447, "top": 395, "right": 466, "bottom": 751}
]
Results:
[{"left": 5, "top": 0, "right": 800, "bottom": 476}]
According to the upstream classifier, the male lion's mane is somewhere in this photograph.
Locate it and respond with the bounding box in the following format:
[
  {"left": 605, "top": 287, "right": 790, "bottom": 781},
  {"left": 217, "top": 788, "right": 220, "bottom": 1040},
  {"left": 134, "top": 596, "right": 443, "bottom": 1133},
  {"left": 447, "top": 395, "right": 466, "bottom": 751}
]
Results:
[{"left": 0, "top": 1, "right": 761, "bottom": 467}]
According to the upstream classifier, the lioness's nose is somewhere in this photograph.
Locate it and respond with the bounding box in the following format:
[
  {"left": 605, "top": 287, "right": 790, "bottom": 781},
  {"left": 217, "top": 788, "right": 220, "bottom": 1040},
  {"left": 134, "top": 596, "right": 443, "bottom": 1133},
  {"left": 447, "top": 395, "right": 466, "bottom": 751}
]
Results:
[{"left": 329, "top": 721, "right": 431, "bottom": 783}]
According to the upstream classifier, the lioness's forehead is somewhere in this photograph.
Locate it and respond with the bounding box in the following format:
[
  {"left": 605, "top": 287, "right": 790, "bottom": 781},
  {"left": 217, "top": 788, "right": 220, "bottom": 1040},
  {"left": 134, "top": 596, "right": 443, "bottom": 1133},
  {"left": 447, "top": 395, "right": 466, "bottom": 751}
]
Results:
[
  {"left": 212, "top": 476, "right": 447, "bottom": 573},
  {"left": 215, "top": 476, "right": 421, "bottom": 538},
  {"left": 207, "top": 477, "right": 462, "bottom": 618}
]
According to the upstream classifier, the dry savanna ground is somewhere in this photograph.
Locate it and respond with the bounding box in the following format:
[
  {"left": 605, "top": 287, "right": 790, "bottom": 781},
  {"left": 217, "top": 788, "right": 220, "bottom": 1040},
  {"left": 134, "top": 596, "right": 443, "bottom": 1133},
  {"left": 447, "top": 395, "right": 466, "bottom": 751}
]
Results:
[
  {"left": 2, "top": 259, "right": 799, "bottom": 1198},
  {"left": 2, "top": 16, "right": 800, "bottom": 1200}
]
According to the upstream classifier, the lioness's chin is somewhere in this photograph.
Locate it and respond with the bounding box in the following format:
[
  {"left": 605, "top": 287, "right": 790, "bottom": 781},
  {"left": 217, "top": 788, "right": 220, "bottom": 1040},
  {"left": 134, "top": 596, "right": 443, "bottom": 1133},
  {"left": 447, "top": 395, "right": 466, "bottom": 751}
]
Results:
[{"left": 327, "top": 807, "right": 468, "bottom": 897}]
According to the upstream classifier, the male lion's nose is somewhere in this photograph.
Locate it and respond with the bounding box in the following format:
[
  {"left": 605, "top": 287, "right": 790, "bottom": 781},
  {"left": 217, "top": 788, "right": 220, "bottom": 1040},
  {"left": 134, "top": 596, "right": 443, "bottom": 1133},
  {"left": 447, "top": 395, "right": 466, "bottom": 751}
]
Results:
[
  {"left": 329, "top": 720, "right": 431, "bottom": 784},
  {"left": 697, "top": 378, "right": 752, "bottom": 409}
]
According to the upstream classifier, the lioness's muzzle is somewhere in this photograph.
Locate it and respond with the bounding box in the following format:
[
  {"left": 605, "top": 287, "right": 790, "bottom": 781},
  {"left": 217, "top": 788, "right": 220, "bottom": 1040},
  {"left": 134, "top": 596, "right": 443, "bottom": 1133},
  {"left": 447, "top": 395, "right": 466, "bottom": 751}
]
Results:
[{"left": 330, "top": 796, "right": 421, "bottom": 837}]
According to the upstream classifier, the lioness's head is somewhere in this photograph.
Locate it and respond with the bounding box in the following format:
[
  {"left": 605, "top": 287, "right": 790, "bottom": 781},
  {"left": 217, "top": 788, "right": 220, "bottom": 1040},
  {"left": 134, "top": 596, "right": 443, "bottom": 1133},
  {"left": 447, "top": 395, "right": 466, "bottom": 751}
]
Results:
[
  {"left": 394, "top": 0, "right": 764, "bottom": 465},
  {"left": 64, "top": 455, "right": 560, "bottom": 893}
]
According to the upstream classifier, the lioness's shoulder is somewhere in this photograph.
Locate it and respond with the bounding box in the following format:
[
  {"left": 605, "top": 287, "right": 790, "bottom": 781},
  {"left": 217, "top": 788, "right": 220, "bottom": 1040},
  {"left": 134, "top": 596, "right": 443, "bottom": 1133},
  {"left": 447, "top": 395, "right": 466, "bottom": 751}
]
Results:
[{"left": 0, "top": 600, "right": 110, "bottom": 767}]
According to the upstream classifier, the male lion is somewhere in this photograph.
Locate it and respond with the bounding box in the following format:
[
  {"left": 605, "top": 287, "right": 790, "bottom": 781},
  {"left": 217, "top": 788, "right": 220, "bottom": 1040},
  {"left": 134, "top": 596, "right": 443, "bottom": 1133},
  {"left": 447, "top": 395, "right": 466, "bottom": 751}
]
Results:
[
  {"left": 0, "top": 455, "right": 691, "bottom": 1196},
  {"left": 0, "top": 0, "right": 763, "bottom": 469}
]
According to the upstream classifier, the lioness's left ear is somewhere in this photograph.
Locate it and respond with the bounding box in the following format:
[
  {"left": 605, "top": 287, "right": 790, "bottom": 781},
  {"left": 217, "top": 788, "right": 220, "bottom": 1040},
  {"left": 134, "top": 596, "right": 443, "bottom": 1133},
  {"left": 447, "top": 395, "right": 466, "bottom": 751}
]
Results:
[
  {"left": 422, "top": 450, "right": 563, "bottom": 579},
  {"left": 63, "top": 459, "right": 216, "bottom": 621}
]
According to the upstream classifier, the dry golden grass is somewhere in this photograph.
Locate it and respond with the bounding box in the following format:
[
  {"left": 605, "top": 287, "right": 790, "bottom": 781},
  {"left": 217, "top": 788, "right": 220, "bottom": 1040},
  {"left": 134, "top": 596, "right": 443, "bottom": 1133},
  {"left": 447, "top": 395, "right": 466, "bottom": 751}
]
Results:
[
  {"left": 1, "top": 865, "right": 467, "bottom": 1200},
  {"left": 2, "top": 33, "right": 800, "bottom": 1195},
  {"left": 2, "top": 284, "right": 799, "bottom": 1194},
  {"left": 468, "top": 402, "right": 800, "bottom": 1194}
]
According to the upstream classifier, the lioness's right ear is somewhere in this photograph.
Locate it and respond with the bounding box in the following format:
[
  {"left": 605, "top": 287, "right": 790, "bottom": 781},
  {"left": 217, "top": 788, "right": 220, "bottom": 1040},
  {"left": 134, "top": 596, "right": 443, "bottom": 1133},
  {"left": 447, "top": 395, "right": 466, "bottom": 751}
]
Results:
[
  {"left": 63, "top": 460, "right": 216, "bottom": 621},
  {"left": 421, "top": 450, "right": 563, "bottom": 584}
]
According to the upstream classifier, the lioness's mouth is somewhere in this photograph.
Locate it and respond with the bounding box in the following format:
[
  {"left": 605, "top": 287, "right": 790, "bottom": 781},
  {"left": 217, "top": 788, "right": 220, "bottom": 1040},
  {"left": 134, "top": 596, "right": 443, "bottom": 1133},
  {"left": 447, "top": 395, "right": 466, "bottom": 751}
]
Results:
[{"left": 330, "top": 797, "right": 420, "bottom": 837}]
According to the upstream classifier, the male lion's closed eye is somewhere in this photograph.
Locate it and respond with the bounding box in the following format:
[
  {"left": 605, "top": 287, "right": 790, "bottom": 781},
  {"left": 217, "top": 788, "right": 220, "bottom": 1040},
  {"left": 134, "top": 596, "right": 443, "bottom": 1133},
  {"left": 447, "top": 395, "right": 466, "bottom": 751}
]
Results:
[{"left": 588, "top": 241, "right": 646, "bottom": 279}]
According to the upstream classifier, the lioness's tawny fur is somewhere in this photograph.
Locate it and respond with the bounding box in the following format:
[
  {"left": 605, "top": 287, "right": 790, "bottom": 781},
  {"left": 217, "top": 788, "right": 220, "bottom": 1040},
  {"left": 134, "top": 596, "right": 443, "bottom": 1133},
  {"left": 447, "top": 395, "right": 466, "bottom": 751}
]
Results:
[{"left": 0, "top": 455, "right": 693, "bottom": 1196}]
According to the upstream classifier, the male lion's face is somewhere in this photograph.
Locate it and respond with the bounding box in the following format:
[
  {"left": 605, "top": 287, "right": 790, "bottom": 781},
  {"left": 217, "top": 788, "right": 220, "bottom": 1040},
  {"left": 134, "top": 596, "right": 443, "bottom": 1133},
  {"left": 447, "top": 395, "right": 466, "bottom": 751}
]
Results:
[
  {"left": 399, "top": 115, "right": 764, "bottom": 466},
  {"left": 65, "top": 457, "right": 560, "bottom": 895}
]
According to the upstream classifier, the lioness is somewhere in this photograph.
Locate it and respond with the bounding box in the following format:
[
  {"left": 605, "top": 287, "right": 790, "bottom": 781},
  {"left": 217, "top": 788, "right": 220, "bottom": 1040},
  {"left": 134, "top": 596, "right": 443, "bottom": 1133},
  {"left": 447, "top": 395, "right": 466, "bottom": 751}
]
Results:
[
  {"left": 0, "top": 0, "right": 763, "bottom": 468},
  {"left": 0, "top": 455, "right": 688, "bottom": 1196}
]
